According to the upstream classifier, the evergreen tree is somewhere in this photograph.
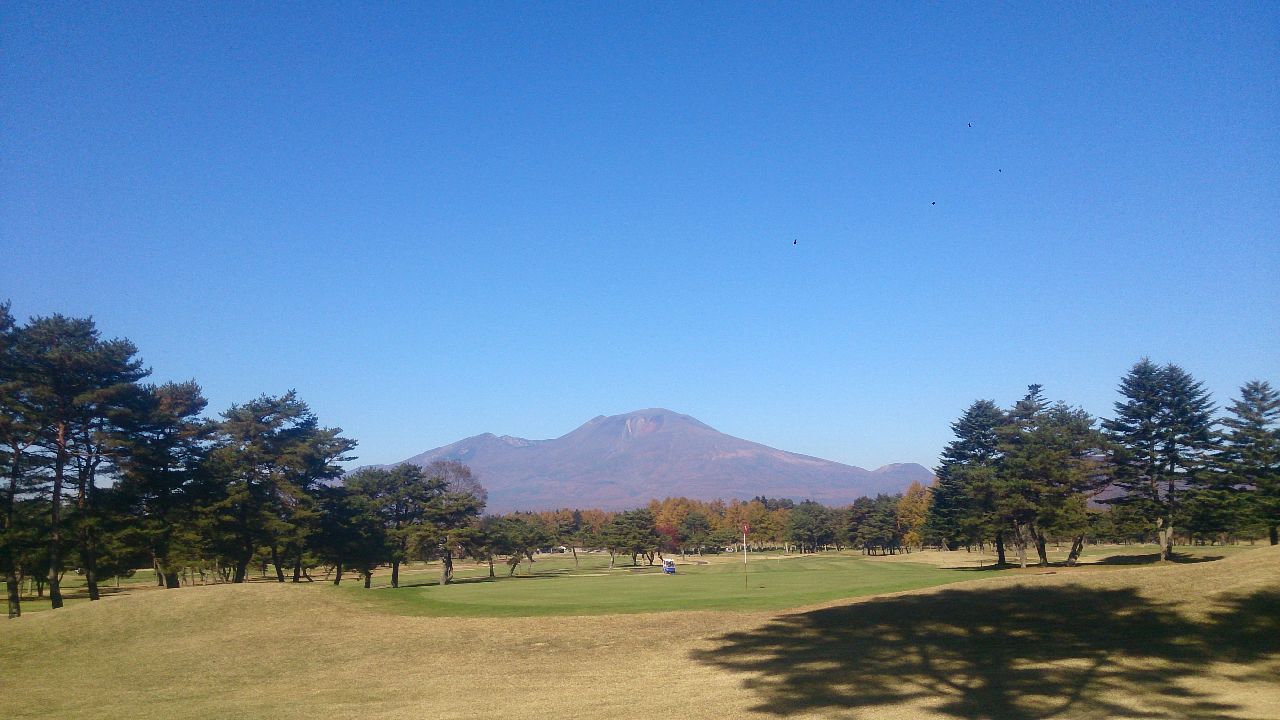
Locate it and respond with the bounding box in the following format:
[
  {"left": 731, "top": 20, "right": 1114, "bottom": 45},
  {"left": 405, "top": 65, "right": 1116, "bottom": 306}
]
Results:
[
  {"left": 108, "top": 381, "right": 211, "bottom": 589},
  {"left": 855, "top": 494, "right": 905, "bottom": 555},
  {"left": 206, "top": 392, "right": 320, "bottom": 583},
  {"left": 841, "top": 496, "right": 874, "bottom": 551},
  {"left": 493, "top": 514, "right": 553, "bottom": 576},
  {"left": 1216, "top": 380, "right": 1280, "bottom": 543},
  {"left": 997, "top": 387, "right": 1111, "bottom": 566},
  {"left": 927, "top": 399, "right": 1006, "bottom": 558},
  {"left": 0, "top": 304, "right": 44, "bottom": 616},
  {"left": 313, "top": 484, "right": 387, "bottom": 587},
  {"left": 343, "top": 464, "right": 429, "bottom": 588},
  {"left": 993, "top": 386, "right": 1050, "bottom": 567},
  {"left": 676, "top": 510, "right": 712, "bottom": 557},
  {"left": 785, "top": 500, "right": 834, "bottom": 553},
  {"left": 15, "top": 314, "right": 148, "bottom": 607},
  {"left": 1105, "top": 360, "right": 1216, "bottom": 560},
  {"left": 601, "top": 508, "right": 660, "bottom": 566},
  {"left": 414, "top": 460, "right": 485, "bottom": 585}
]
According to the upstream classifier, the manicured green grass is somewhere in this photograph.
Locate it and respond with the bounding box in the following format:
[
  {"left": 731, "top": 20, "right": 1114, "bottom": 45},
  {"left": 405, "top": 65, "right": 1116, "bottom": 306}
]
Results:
[{"left": 339, "top": 552, "right": 1000, "bottom": 617}]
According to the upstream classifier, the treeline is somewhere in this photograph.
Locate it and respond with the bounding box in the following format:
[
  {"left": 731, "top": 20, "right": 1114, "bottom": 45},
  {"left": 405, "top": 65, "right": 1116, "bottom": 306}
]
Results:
[
  {"left": 926, "top": 366, "right": 1279, "bottom": 568},
  {"left": 486, "top": 487, "right": 932, "bottom": 572},
  {"left": 4, "top": 306, "right": 1276, "bottom": 618},
  {"left": 0, "top": 308, "right": 493, "bottom": 618}
]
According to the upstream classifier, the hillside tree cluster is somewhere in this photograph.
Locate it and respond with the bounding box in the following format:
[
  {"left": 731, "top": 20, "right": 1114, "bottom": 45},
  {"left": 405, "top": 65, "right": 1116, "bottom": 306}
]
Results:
[{"left": 926, "top": 365, "right": 1279, "bottom": 567}]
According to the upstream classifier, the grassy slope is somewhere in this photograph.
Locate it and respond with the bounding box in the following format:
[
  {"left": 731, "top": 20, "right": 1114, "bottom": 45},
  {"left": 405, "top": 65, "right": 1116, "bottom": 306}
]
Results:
[{"left": 2, "top": 545, "right": 1276, "bottom": 720}]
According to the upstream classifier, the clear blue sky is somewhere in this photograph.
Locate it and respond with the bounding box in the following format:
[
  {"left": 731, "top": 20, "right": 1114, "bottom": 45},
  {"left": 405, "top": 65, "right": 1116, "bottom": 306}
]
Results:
[{"left": 3, "top": 2, "right": 1277, "bottom": 471}]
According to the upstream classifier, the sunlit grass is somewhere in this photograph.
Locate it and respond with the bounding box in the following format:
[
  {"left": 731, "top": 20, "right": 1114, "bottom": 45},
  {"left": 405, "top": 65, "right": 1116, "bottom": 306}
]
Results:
[{"left": 342, "top": 551, "right": 994, "bottom": 616}]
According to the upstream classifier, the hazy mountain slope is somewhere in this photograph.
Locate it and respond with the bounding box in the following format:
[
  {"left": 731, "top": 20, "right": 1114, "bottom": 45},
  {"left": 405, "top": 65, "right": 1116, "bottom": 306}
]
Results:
[{"left": 399, "top": 408, "right": 932, "bottom": 512}]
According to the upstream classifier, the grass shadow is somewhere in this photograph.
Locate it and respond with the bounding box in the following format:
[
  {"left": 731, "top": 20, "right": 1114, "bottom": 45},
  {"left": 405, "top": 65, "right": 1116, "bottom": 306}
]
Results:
[
  {"left": 392, "top": 573, "right": 567, "bottom": 590},
  {"left": 1096, "top": 553, "right": 1223, "bottom": 566},
  {"left": 692, "top": 585, "right": 1279, "bottom": 719}
]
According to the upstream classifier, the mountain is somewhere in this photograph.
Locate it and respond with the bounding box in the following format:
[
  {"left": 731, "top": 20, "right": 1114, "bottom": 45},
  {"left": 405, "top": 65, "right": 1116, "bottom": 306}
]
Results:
[{"left": 394, "top": 408, "right": 933, "bottom": 512}]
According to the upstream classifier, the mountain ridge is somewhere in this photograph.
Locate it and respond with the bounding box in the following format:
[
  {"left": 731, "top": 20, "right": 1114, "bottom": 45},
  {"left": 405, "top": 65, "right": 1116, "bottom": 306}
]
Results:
[{"left": 395, "top": 408, "right": 933, "bottom": 512}]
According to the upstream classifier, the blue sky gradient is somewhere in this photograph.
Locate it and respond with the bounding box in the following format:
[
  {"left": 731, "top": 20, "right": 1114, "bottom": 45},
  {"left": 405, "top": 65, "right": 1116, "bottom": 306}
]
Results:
[{"left": 3, "top": 2, "right": 1277, "bottom": 470}]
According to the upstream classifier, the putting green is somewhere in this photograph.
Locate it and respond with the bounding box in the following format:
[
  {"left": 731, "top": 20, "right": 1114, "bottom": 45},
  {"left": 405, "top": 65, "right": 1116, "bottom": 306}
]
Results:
[{"left": 339, "top": 552, "right": 995, "bottom": 616}]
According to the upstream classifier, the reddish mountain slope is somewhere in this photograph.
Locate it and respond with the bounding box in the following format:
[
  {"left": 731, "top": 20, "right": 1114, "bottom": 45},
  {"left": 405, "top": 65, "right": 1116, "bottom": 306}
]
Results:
[{"left": 399, "top": 408, "right": 933, "bottom": 512}]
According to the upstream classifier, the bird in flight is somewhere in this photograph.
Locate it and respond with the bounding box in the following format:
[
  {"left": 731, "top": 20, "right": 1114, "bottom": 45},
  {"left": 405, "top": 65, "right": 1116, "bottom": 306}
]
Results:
[
  {"left": 968, "top": 123, "right": 972, "bottom": 128},
  {"left": 931, "top": 201, "right": 936, "bottom": 205},
  {"left": 793, "top": 239, "right": 797, "bottom": 245}
]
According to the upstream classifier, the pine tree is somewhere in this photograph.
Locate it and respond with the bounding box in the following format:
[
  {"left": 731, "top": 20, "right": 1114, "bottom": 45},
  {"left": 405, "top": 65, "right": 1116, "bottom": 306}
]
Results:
[
  {"left": 15, "top": 315, "right": 148, "bottom": 607},
  {"left": 601, "top": 508, "right": 660, "bottom": 566},
  {"left": 108, "top": 381, "right": 211, "bottom": 589},
  {"left": 927, "top": 399, "right": 1005, "bottom": 557},
  {"left": 206, "top": 392, "right": 318, "bottom": 583},
  {"left": 998, "top": 389, "right": 1111, "bottom": 567},
  {"left": 994, "top": 386, "right": 1050, "bottom": 567},
  {"left": 0, "top": 304, "right": 44, "bottom": 617},
  {"left": 785, "top": 501, "right": 834, "bottom": 553},
  {"left": 1105, "top": 360, "right": 1216, "bottom": 560},
  {"left": 1217, "top": 380, "right": 1280, "bottom": 544}
]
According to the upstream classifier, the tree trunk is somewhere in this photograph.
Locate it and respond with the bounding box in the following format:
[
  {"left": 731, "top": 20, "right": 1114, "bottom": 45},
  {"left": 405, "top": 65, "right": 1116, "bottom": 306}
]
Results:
[
  {"left": 83, "top": 542, "right": 100, "bottom": 601},
  {"left": 994, "top": 530, "right": 1007, "bottom": 566},
  {"left": 487, "top": 557, "right": 494, "bottom": 578},
  {"left": 292, "top": 555, "right": 302, "bottom": 583},
  {"left": 1013, "top": 523, "right": 1028, "bottom": 569},
  {"left": 270, "top": 546, "right": 285, "bottom": 582},
  {"left": 441, "top": 549, "right": 454, "bottom": 585},
  {"left": 1269, "top": 524, "right": 1277, "bottom": 546},
  {"left": 5, "top": 573, "right": 19, "bottom": 619},
  {"left": 233, "top": 558, "right": 248, "bottom": 583},
  {"left": 391, "top": 560, "right": 400, "bottom": 588},
  {"left": 363, "top": 571, "right": 371, "bottom": 589},
  {"left": 571, "top": 545, "right": 578, "bottom": 567},
  {"left": 163, "top": 570, "right": 180, "bottom": 589},
  {"left": 5, "top": 454, "right": 22, "bottom": 618},
  {"left": 1034, "top": 528, "right": 1049, "bottom": 567},
  {"left": 333, "top": 561, "right": 343, "bottom": 586},
  {"left": 76, "top": 452, "right": 102, "bottom": 602},
  {"left": 47, "top": 421, "right": 68, "bottom": 609},
  {"left": 1157, "top": 516, "right": 1173, "bottom": 561},
  {"left": 1065, "top": 535, "right": 1085, "bottom": 566}
]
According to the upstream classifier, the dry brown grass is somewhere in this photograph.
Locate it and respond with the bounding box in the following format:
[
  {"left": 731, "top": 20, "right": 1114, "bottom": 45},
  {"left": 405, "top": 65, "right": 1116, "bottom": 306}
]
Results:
[{"left": 2, "top": 545, "right": 1276, "bottom": 719}]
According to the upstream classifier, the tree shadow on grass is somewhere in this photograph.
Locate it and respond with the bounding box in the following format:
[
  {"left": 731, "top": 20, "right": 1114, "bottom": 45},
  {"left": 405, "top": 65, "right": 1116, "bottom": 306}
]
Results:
[
  {"left": 1095, "top": 552, "right": 1223, "bottom": 565},
  {"left": 393, "top": 574, "right": 565, "bottom": 590},
  {"left": 692, "top": 586, "right": 1280, "bottom": 719}
]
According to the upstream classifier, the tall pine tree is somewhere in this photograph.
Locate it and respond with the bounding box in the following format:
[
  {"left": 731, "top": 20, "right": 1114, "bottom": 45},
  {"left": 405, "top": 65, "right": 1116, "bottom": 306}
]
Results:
[
  {"left": 927, "top": 399, "right": 1006, "bottom": 558},
  {"left": 1217, "top": 380, "right": 1280, "bottom": 544},
  {"left": 1105, "top": 360, "right": 1215, "bottom": 560}
]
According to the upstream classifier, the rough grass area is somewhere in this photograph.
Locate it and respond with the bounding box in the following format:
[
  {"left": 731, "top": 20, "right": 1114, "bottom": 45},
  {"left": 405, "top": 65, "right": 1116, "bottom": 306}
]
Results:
[{"left": 2, "top": 545, "right": 1276, "bottom": 719}]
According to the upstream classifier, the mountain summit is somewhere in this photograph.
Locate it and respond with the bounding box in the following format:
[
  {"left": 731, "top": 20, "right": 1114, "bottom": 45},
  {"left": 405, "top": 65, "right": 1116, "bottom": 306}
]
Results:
[{"left": 399, "top": 409, "right": 932, "bottom": 512}]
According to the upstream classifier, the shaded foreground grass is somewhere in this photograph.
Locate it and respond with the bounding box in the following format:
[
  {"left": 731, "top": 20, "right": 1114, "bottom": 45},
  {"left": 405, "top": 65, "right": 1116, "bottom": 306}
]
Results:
[
  {"left": 695, "top": 546, "right": 1280, "bottom": 719},
  {"left": 694, "top": 585, "right": 1279, "bottom": 719}
]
